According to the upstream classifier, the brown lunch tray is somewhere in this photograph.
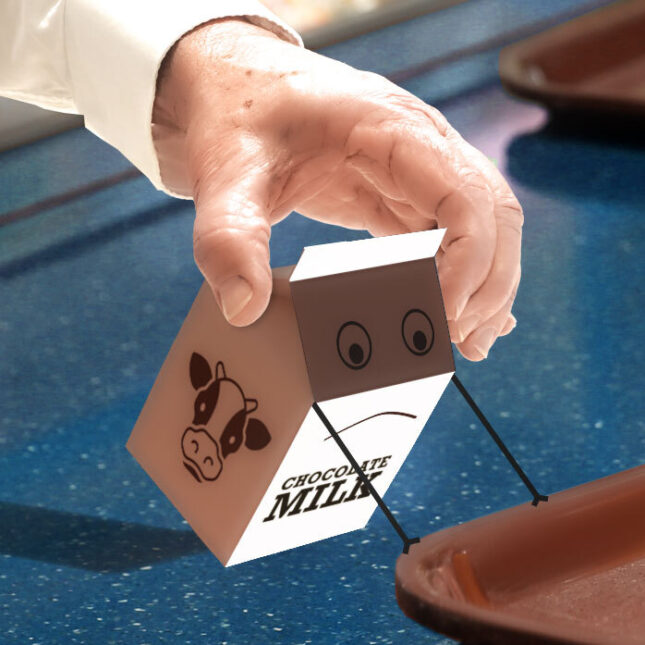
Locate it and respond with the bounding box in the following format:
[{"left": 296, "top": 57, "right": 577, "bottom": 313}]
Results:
[
  {"left": 396, "top": 465, "right": 645, "bottom": 645},
  {"left": 499, "top": 0, "right": 645, "bottom": 118}
]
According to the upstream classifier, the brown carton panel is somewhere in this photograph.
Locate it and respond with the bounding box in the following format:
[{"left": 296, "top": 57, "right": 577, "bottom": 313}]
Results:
[
  {"left": 395, "top": 465, "right": 645, "bottom": 644},
  {"left": 499, "top": 0, "right": 645, "bottom": 118},
  {"left": 291, "top": 258, "right": 454, "bottom": 402},
  {"left": 127, "top": 266, "right": 314, "bottom": 564}
]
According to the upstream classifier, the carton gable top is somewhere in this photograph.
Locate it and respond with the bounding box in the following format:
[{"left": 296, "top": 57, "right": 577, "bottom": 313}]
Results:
[{"left": 289, "top": 229, "right": 446, "bottom": 282}]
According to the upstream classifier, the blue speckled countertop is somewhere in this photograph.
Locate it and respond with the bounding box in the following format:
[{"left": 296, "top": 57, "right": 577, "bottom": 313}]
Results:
[{"left": 2, "top": 1, "right": 643, "bottom": 643}]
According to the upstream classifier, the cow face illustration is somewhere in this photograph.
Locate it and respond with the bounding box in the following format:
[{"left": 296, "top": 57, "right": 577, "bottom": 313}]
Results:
[{"left": 181, "top": 353, "right": 271, "bottom": 483}]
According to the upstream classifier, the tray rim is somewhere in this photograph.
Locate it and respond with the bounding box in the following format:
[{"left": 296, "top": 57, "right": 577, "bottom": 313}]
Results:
[
  {"left": 395, "top": 464, "right": 645, "bottom": 645},
  {"left": 498, "top": 0, "right": 645, "bottom": 118}
]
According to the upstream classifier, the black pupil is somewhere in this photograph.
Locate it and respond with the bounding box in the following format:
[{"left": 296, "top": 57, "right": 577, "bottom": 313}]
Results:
[
  {"left": 413, "top": 330, "right": 427, "bottom": 351},
  {"left": 349, "top": 343, "right": 364, "bottom": 365}
]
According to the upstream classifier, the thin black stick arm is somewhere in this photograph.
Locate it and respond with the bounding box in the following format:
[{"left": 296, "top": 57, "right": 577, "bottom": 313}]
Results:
[
  {"left": 312, "top": 401, "right": 420, "bottom": 554},
  {"left": 451, "top": 374, "right": 548, "bottom": 506}
]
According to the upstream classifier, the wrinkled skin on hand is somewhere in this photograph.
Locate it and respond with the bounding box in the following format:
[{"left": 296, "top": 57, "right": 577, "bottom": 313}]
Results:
[{"left": 153, "top": 18, "right": 522, "bottom": 361}]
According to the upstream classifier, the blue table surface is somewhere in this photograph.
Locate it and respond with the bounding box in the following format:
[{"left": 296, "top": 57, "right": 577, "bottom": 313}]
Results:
[{"left": 2, "top": 1, "right": 643, "bottom": 643}]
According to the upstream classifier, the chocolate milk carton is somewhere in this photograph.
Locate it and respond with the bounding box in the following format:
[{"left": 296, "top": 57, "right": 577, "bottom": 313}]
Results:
[{"left": 127, "top": 229, "right": 455, "bottom": 566}]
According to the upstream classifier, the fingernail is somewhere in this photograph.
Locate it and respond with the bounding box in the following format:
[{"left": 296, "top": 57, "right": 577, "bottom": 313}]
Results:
[
  {"left": 500, "top": 315, "right": 517, "bottom": 336},
  {"left": 472, "top": 327, "right": 496, "bottom": 359},
  {"left": 218, "top": 276, "right": 253, "bottom": 322},
  {"left": 458, "top": 313, "right": 482, "bottom": 340}
]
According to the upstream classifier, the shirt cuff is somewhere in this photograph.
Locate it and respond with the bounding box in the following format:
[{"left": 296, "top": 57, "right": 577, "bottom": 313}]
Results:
[{"left": 65, "top": 0, "right": 303, "bottom": 195}]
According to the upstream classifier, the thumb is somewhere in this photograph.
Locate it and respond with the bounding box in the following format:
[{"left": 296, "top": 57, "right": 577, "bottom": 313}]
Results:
[{"left": 190, "top": 139, "right": 273, "bottom": 327}]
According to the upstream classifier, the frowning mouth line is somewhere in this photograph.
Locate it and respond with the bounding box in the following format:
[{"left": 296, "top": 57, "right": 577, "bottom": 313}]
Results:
[{"left": 322, "top": 411, "right": 417, "bottom": 441}]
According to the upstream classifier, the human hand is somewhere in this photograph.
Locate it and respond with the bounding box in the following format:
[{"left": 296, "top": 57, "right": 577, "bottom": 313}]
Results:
[{"left": 153, "top": 18, "right": 522, "bottom": 361}]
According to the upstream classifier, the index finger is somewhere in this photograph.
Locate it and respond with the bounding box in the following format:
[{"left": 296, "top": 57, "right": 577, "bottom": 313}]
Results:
[
  {"left": 345, "top": 108, "right": 498, "bottom": 320},
  {"left": 390, "top": 133, "right": 497, "bottom": 320},
  {"left": 449, "top": 138, "right": 524, "bottom": 341}
]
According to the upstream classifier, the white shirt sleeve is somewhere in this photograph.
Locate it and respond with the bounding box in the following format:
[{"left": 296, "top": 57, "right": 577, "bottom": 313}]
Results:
[{"left": 0, "top": 0, "right": 303, "bottom": 195}]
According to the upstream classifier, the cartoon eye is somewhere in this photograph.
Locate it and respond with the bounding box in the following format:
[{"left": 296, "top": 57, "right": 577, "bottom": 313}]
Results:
[
  {"left": 193, "top": 380, "right": 220, "bottom": 425},
  {"left": 336, "top": 321, "right": 372, "bottom": 369},
  {"left": 191, "top": 439, "right": 199, "bottom": 453},
  {"left": 220, "top": 409, "right": 246, "bottom": 459},
  {"left": 402, "top": 309, "right": 434, "bottom": 356},
  {"left": 203, "top": 456, "right": 214, "bottom": 467}
]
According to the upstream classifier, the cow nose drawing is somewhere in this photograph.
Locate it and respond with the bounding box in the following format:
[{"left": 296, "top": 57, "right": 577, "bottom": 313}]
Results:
[
  {"left": 181, "top": 427, "right": 223, "bottom": 482},
  {"left": 182, "top": 352, "right": 271, "bottom": 483}
]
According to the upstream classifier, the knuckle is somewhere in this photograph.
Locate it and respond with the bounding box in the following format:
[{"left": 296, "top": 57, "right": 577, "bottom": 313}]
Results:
[
  {"left": 190, "top": 150, "right": 227, "bottom": 203},
  {"left": 381, "top": 90, "right": 451, "bottom": 136},
  {"left": 496, "top": 193, "right": 524, "bottom": 227},
  {"left": 350, "top": 78, "right": 451, "bottom": 141},
  {"left": 457, "top": 167, "right": 490, "bottom": 193},
  {"left": 192, "top": 229, "right": 217, "bottom": 272},
  {"left": 476, "top": 275, "right": 519, "bottom": 322},
  {"left": 193, "top": 226, "right": 231, "bottom": 272},
  {"left": 417, "top": 103, "right": 450, "bottom": 136},
  {"left": 193, "top": 217, "right": 269, "bottom": 271}
]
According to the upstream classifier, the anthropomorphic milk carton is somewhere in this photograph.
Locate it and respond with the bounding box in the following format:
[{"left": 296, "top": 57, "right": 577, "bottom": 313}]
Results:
[{"left": 127, "top": 229, "right": 455, "bottom": 566}]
